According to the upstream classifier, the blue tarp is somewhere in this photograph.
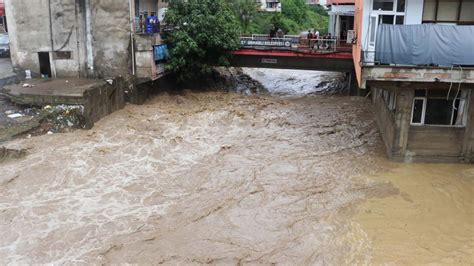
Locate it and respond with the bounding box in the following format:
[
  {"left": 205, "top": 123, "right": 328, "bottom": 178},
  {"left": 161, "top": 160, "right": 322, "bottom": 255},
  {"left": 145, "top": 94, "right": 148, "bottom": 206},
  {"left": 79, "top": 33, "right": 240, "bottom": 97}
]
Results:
[
  {"left": 375, "top": 24, "right": 474, "bottom": 66},
  {"left": 154, "top": 44, "right": 169, "bottom": 62}
]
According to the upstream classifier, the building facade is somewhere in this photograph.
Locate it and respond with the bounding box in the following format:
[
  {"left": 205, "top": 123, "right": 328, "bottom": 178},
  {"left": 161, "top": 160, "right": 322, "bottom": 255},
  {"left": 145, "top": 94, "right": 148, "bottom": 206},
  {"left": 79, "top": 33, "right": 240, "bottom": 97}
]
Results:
[
  {"left": 326, "top": 0, "right": 355, "bottom": 43},
  {"left": 256, "top": 0, "right": 282, "bottom": 12},
  {"left": 4, "top": 0, "right": 168, "bottom": 81},
  {"left": 353, "top": 0, "right": 474, "bottom": 163}
]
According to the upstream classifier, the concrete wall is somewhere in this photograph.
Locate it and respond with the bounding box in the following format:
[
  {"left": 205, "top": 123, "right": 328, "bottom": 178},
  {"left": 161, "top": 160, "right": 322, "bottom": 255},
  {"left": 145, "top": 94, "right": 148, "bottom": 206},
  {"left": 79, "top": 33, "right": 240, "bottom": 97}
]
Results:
[
  {"left": 5, "top": 0, "right": 131, "bottom": 79},
  {"left": 352, "top": 0, "right": 369, "bottom": 87},
  {"left": 372, "top": 88, "right": 396, "bottom": 156},
  {"left": 134, "top": 34, "right": 161, "bottom": 79},
  {"left": 91, "top": 0, "right": 131, "bottom": 78}
]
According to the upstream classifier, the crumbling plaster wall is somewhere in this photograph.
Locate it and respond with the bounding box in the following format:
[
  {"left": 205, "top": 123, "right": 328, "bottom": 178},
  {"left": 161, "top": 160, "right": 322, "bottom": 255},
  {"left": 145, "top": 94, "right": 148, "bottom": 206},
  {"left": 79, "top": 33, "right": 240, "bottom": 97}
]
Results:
[
  {"left": 90, "top": 0, "right": 131, "bottom": 79},
  {"left": 5, "top": 0, "right": 131, "bottom": 79}
]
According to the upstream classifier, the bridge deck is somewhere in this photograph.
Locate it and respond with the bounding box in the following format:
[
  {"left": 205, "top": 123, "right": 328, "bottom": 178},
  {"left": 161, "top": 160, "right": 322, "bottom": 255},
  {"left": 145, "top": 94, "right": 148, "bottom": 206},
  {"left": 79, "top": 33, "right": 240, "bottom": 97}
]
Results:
[
  {"left": 231, "top": 48, "right": 354, "bottom": 72},
  {"left": 233, "top": 48, "right": 353, "bottom": 60}
]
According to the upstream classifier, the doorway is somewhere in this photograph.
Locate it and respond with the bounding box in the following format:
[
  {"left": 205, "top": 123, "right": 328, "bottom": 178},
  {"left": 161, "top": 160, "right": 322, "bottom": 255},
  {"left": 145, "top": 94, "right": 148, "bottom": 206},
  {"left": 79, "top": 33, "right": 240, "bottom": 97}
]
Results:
[
  {"left": 38, "top": 52, "right": 52, "bottom": 78},
  {"left": 339, "top": 16, "right": 354, "bottom": 41}
]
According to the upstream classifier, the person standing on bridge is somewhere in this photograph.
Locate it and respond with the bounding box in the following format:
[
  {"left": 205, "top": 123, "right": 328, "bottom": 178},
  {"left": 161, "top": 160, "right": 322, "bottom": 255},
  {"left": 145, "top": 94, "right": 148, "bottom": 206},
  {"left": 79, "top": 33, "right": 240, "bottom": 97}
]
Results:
[
  {"left": 277, "top": 28, "right": 284, "bottom": 38},
  {"left": 307, "top": 30, "right": 313, "bottom": 47},
  {"left": 270, "top": 26, "right": 276, "bottom": 39}
]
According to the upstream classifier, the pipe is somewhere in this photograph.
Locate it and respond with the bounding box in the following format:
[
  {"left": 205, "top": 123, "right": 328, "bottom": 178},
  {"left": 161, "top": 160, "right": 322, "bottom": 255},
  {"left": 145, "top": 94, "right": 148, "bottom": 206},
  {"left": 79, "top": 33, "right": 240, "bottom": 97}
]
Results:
[
  {"left": 129, "top": 0, "right": 136, "bottom": 76},
  {"left": 85, "top": 0, "right": 94, "bottom": 77}
]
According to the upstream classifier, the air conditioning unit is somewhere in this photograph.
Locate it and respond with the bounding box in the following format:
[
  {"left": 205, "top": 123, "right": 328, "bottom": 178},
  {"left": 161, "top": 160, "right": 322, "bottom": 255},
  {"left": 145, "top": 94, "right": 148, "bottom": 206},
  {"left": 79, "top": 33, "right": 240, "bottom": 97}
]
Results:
[
  {"left": 158, "top": 8, "right": 168, "bottom": 23},
  {"left": 346, "top": 30, "right": 355, "bottom": 44}
]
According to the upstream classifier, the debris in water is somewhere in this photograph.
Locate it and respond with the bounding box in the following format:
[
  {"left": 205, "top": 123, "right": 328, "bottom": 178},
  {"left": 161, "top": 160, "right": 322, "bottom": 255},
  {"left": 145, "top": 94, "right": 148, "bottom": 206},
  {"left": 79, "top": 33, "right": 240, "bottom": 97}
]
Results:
[
  {"left": 7, "top": 113, "right": 23, "bottom": 119},
  {"left": 0, "top": 146, "right": 27, "bottom": 163}
]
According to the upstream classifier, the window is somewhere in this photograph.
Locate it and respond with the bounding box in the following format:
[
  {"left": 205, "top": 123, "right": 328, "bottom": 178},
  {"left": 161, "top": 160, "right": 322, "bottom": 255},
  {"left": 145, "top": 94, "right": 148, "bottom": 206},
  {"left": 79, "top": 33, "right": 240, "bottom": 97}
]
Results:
[
  {"left": 53, "top": 51, "right": 72, "bottom": 60},
  {"left": 373, "top": 0, "right": 406, "bottom": 12},
  {"left": 423, "top": 0, "right": 474, "bottom": 25},
  {"left": 411, "top": 89, "right": 469, "bottom": 126},
  {"left": 372, "top": 0, "right": 406, "bottom": 25},
  {"left": 373, "top": 0, "right": 395, "bottom": 11}
]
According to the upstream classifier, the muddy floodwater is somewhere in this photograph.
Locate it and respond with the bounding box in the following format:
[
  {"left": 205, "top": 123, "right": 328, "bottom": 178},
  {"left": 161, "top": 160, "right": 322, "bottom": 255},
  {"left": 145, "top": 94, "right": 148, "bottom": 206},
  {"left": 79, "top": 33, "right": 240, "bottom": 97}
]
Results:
[{"left": 0, "top": 70, "right": 473, "bottom": 264}]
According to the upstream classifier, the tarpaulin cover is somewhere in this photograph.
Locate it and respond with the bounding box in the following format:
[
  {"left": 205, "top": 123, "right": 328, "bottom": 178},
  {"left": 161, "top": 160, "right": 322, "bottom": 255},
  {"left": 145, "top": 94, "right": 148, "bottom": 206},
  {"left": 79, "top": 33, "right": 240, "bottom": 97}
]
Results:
[
  {"left": 375, "top": 24, "right": 474, "bottom": 66},
  {"left": 154, "top": 44, "right": 168, "bottom": 62}
]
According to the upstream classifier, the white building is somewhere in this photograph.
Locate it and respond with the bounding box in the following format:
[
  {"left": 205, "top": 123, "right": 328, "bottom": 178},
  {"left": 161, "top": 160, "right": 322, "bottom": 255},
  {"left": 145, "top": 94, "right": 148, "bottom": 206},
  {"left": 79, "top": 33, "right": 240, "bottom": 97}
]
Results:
[
  {"left": 327, "top": 1, "right": 355, "bottom": 42},
  {"left": 257, "top": 0, "right": 282, "bottom": 12}
]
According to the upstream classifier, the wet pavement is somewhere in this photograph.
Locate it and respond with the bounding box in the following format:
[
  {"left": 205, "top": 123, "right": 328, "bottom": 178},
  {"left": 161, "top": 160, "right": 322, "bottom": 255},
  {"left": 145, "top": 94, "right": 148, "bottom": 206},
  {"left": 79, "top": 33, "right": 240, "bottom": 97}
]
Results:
[{"left": 0, "top": 69, "right": 473, "bottom": 264}]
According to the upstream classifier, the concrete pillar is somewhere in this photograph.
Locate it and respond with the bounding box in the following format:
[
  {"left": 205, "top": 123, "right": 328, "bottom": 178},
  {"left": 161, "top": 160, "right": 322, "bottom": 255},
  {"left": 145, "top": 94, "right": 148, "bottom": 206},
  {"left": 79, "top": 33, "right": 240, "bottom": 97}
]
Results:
[
  {"left": 347, "top": 71, "right": 363, "bottom": 96},
  {"left": 462, "top": 90, "right": 474, "bottom": 162},
  {"left": 85, "top": 0, "right": 94, "bottom": 78},
  {"left": 393, "top": 89, "right": 414, "bottom": 159}
]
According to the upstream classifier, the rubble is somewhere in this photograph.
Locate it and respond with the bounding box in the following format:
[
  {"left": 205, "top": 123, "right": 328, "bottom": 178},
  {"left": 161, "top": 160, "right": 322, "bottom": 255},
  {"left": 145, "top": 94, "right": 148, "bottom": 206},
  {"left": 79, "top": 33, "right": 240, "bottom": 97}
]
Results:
[{"left": 0, "top": 95, "right": 87, "bottom": 142}]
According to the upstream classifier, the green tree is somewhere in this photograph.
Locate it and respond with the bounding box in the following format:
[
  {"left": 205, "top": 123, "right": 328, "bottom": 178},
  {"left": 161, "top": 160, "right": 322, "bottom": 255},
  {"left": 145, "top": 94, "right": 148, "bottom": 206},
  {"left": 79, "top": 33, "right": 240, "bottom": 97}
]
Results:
[
  {"left": 227, "top": 0, "right": 258, "bottom": 34},
  {"left": 165, "top": 0, "right": 240, "bottom": 80},
  {"left": 281, "top": 0, "right": 307, "bottom": 24},
  {"left": 246, "top": 0, "right": 329, "bottom": 35}
]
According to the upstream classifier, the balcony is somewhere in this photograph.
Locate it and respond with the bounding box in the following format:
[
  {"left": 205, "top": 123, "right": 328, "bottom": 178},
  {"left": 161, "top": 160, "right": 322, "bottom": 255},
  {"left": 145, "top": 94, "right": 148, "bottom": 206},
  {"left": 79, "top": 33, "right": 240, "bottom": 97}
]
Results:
[
  {"left": 360, "top": 24, "right": 474, "bottom": 85},
  {"left": 374, "top": 24, "right": 474, "bottom": 67}
]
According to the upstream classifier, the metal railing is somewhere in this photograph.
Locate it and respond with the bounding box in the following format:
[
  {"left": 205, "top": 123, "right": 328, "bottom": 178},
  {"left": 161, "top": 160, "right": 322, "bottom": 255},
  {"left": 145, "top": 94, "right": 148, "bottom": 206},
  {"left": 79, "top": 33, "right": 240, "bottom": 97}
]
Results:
[
  {"left": 134, "top": 17, "right": 160, "bottom": 35},
  {"left": 307, "top": 39, "right": 337, "bottom": 52}
]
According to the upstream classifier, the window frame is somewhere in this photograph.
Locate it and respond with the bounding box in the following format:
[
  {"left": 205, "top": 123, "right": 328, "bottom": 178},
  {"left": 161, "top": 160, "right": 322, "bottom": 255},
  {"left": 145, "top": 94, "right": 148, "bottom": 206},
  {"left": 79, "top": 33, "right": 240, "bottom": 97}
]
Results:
[
  {"left": 411, "top": 97, "right": 427, "bottom": 126},
  {"left": 370, "top": 0, "right": 406, "bottom": 25},
  {"left": 410, "top": 89, "right": 469, "bottom": 127},
  {"left": 422, "top": 0, "right": 474, "bottom": 25},
  {"left": 372, "top": 0, "right": 406, "bottom": 12}
]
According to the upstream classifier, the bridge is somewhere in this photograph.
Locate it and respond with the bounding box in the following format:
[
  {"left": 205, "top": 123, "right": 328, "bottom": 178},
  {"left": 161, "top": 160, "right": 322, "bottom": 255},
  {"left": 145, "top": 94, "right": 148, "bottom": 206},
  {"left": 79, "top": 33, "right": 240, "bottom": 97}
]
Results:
[
  {"left": 230, "top": 35, "right": 354, "bottom": 72},
  {"left": 230, "top": 34, "right": 359, "bottom": 94}
]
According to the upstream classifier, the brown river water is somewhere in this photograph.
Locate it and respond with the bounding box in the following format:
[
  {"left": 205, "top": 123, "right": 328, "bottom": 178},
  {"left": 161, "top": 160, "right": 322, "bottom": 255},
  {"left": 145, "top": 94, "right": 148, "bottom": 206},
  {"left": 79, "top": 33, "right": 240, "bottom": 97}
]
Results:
[{"left": 0, "top": 70, "right": 473, "bottom": 264}]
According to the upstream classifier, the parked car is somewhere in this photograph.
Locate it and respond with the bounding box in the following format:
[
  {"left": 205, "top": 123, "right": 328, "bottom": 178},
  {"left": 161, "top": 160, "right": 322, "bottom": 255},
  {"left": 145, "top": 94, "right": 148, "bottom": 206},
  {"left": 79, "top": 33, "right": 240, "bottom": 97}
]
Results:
[{"left": 0, "top": 34, "right": 10, "bottom": 57}]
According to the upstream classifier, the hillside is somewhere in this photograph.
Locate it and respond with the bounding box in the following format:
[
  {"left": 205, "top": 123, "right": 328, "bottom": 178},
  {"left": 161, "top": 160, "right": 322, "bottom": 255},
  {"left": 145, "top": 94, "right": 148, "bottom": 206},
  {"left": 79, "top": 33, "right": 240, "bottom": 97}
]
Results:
[{"left": 249, "top": 2, "right": 329, "bottom": 35}]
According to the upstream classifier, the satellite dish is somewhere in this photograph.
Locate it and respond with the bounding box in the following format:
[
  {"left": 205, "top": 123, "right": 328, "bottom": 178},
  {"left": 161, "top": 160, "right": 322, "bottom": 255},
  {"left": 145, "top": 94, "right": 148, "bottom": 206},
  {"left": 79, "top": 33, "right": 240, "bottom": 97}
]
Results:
[{"left": 158, "top": 8, "right": 168, "bottom": 23}]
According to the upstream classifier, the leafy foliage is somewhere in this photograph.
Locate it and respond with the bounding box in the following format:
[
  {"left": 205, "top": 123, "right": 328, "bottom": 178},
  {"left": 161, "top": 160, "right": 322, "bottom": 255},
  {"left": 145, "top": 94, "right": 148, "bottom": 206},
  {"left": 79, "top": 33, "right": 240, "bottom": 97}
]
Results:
[
  {"left": 226, "top": 0, "right": 259, "bottom": 35},
  {"left": 281, "top": 0, "right": 307, "bottom": 24},
  {"left": 243, "top": 0, "right": 329, "bottom": 35},
  {"left": 165, "top": 0, "right": 240, "bottom": 80}
]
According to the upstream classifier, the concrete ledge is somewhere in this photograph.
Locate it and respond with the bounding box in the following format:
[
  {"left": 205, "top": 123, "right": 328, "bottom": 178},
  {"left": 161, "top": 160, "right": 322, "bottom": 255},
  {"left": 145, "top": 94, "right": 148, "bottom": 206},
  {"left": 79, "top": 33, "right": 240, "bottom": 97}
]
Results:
[
  {"left": 362, "top": 66, "right": 474, "bottom": 84},
  {"left": 1, "top": 78, "right": 126, "bottom": 129},
  {"left": 391, "top": 154, "right": 472, "bottom": 164}
]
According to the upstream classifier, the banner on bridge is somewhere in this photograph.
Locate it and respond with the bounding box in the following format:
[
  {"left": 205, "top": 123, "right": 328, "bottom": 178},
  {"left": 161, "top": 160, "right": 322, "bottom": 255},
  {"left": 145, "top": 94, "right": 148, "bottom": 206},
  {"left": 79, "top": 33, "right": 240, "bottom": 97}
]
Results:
[{"left": 240, "top": 39, "right": 292, "bottom": 48}]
